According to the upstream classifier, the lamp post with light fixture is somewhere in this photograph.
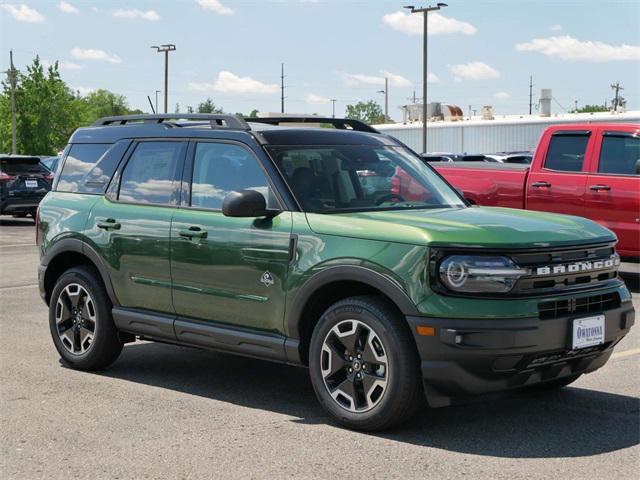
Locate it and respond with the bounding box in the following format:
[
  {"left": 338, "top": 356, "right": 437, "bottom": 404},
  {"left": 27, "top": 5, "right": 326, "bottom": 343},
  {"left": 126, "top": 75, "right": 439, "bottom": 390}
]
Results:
[
  {"left": 150, "top": 44, "right": 176, "bottom": 113},
  {"left": 404, "top": 3, "right": 447, "bottom": 153}
]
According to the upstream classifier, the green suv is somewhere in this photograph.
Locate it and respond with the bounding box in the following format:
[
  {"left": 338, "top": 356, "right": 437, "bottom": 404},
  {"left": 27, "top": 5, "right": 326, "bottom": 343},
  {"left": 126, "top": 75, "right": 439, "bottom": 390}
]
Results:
[{"left": 37, "top": 114, "right": 635, "bottom": 431}]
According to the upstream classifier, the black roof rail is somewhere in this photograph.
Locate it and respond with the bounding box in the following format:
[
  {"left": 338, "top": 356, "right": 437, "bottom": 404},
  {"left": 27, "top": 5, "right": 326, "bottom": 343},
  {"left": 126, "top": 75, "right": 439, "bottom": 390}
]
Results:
[
  {"left": 93, "top": 114, "right": 251, "bottom": 130},
  {"left": 245, "top": 116, "right": 379, "bottom": 134}
]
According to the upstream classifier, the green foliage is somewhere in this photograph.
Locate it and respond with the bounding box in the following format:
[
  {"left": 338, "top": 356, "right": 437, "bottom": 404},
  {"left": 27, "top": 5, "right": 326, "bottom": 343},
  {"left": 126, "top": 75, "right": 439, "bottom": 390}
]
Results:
[
  {"left": 345, "top": 100, "right": 385, "bottom": 125},
  {"left": 0, "top": 56, "right": 144, "bottom": 154},
  {"left": 197, "top": 98, "right": 224, "bottom": 114},
  {"left": 570, "top": 104, "right": 609, "bottom": 114}
]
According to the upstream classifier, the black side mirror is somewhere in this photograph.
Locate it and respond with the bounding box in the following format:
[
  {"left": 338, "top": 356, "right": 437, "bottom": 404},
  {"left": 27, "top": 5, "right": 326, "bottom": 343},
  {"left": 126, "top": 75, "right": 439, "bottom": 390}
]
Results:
[
  {"left": 222, "top": 190, "right": 279, "bottom": 218},
  {"left": 635, "top": 159, "right": 640, "bottom": 175}
]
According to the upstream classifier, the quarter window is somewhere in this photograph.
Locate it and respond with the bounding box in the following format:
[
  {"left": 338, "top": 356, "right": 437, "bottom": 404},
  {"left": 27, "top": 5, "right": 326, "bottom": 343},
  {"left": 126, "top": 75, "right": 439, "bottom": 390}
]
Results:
[
  {"left": 56, "top": 144, "right": 110, "bottom": 192},
  {"left": 191, "top": 143, "right": 273, "bottom": 210},
  {"left": 544, "top": 134, "right": 589, "bottom": 172},
  {"left": 598, "top": 134, "right": 640, "bottom": 175},
  {"left": 118, "top": 142, "right": 185, "bottom": 205}
]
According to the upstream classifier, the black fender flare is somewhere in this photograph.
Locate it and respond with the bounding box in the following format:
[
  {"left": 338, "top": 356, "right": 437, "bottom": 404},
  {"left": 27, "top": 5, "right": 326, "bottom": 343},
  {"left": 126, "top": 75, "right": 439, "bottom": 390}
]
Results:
[
  {"left": 41, "top": 238, "right": 120, "bottom": 306},
  {"left": 284, "top": 265, "right": 420, "bottom": 340}
]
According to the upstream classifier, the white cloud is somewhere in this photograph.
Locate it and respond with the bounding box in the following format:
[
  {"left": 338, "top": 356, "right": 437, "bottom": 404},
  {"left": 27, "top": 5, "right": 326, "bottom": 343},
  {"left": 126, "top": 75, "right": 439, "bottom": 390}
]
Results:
[
  {"left": 549, "top": 24, "right": 562, "bottom": 32},
  {"left": 58, "top": 1, "right": 78, "bottom": 14},
  {"left": 516, "top": 35, "right": 640, "bottom": 62},
  {"left": 43, "top": 60, "right": 82, "bottom": 71},
  {"left": 1, "top": 3, "right": 45, "bottom": 22},
  {"left": 427, "top": 73, "right": 440, "bottom": 83},
  {"left": 493, "top": 91, "right": 511, "bottom": 100},
  {"left": 71, "top": 85, "right": 96, "bottom": 96},
  {"left": 189, "top": 71, "right": 278, "bottom": 94},
  {"left": 448, "top": 61, "right": 500, "bottom": 81},
  {"left": 71, "top": 47, "right": 121, "bottom": 64},
  {"left": 344, "top": 71, "right": 413, "bottom": 87},
  {"left": 112, "top": 9, "right": 160, "bottom": 21},
  {"left": 305, "top": 93, "right": 330, "bottom": 105},
  {"left": 196, "top": 0, "right": 233, "bottom": 16},
  {"left": 383, "top": 11, "right": 476, "bottom": 36}
]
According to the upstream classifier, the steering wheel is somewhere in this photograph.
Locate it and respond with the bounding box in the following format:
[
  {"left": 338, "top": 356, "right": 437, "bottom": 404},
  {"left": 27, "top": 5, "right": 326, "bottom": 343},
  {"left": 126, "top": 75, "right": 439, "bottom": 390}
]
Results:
[{"left": 374, "top": 193, "right": 406, "bottom": 205}]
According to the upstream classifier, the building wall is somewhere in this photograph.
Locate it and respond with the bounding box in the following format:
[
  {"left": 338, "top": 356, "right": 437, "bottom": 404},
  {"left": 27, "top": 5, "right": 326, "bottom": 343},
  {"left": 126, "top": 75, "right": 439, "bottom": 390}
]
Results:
[{"left": 376, "top": 113, "right": 640, "bottom": 153}]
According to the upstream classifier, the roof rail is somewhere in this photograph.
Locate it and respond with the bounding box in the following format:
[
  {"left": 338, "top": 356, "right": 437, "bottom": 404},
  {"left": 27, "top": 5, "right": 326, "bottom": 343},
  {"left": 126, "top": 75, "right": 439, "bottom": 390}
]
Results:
[
  {"left": 93, "top": 114, "right": 250, "bottom": 130},
  {"left": 246, "top": 116, "right": 379, "bottom": 134}
]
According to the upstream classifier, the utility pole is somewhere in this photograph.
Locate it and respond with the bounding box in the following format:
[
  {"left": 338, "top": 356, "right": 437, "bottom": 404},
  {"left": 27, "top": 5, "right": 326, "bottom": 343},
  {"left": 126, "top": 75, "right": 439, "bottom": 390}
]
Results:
[
  {"left": 377, "top": 78, "right": 389, "bottom": 123},
  {"left": 151, "top": 44, "right": 176, "bottom": 113},
  {"left": 468, "top": 105, "right": 472, "bottom": 120},
  {"left": 611, "top": 81, "right": 623, "bottom": 111},
  {"left": 574, "top": 100, "right": 578, "bottom": 112},
  {"left": 528, "top": 75, "right": 534, "bottom": 115},
  {"left": 405, "top": 3, "right": 447, "bottom": 153},
  {"left": 281, "top": 63, "right": 285, "bottom": 114},
  {"left": 6, "top": 50, "right": 18, "bottom": 154},
  {"left": 155, "top": 90, "right": 161, "bottom": 114},
  {"left": 330, "top": 99, "right": 337, "bottom": 118}
]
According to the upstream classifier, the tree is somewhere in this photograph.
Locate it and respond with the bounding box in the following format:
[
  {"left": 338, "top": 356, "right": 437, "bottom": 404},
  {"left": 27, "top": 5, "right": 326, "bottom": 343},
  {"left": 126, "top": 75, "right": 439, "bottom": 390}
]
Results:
[
  {"left": 0, "top": 57, "right": 84, "bottom": 154},
  {"left": 345, "top": 100, "right": 385, "bottom": 125},
  {"left": 197, "top": 98, "right": 224, "bottom": 114},
  {"left": 81, "top": 89, "right": 130, "bottom": 122},
  {"left": 570, "top": 104, "right": 608, "bottom": 114}
]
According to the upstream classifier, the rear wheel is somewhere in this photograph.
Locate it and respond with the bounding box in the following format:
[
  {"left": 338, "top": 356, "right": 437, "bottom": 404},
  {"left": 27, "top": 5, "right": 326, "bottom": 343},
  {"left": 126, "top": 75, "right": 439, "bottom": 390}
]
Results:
[
  {"left": 309, "top": 296, "right": 422, "bottom": 431},
  {"left": 49, "top": 266, "right": 123, "bottom": 370}
]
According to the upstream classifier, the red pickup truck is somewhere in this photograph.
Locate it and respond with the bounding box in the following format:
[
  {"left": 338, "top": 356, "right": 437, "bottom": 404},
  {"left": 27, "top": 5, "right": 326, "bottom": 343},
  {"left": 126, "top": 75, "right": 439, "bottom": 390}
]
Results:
[{"left": 430, "top": 124, "right": 639, "bottom": 259}]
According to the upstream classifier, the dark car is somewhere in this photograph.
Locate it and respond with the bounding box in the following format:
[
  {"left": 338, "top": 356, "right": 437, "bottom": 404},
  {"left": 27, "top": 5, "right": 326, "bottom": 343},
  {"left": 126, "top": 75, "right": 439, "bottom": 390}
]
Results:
[
  {"left": 1, "top": 155, "right": 53, "bottom": 218},
  {"left": 421, "top": 153, "right": 497, "bottom": 163}
]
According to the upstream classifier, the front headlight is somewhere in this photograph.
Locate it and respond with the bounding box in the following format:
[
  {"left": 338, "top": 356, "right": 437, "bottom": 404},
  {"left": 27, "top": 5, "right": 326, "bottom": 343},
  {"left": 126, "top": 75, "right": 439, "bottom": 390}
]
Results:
[{"left": 439, "top": 255, "right": 528, "bottom": 293}]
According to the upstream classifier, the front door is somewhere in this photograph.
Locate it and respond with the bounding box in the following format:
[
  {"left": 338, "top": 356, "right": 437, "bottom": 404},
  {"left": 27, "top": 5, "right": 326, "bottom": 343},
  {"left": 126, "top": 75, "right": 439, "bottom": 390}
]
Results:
[
  {"left": 526, "top": 131, "right": 591, "bottom": 217},
  {"left": 170, "top": 141, "right": 292, "bottom": 332},
  {"left": 586, "top": 131, "right": 640, "bottom": 258}
]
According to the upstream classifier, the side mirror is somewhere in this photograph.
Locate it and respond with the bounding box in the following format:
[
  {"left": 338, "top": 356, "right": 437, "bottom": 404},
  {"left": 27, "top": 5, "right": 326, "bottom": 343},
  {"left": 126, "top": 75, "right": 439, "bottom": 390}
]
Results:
[
  {"left": 222, "top": 190, "right": 279, "bottom": 218},
  {"left": 635, "top": 159, "right": 640, "bottom": 175}
]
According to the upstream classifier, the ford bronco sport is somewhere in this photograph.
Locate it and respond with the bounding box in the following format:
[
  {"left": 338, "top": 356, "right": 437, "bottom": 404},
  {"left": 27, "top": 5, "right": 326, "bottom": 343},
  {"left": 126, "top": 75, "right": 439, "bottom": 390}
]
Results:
[{"left": 37, "top": 114, "right": 635, "bottom": 431}]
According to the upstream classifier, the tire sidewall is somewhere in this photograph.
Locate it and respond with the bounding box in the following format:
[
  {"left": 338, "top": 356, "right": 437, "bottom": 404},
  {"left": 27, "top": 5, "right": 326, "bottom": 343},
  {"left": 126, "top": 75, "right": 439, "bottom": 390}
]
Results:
[
  {"left": 309, "top": 299, "right": 417, "bottom": 428},
  {"left": 49, "top": 267, "right": 115, "bottom": 369}
]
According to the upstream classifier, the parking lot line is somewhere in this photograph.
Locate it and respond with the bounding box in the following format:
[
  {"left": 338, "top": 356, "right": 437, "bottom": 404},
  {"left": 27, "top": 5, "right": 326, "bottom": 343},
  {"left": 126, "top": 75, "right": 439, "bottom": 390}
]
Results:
[{"left": 610, "top": 348, "right": 640, "bottom": 359}]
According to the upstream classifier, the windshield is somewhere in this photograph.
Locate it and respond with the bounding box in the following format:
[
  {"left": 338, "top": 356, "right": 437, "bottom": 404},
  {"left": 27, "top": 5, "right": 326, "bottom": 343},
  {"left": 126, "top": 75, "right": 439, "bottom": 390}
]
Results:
[{"left": 267, "top": 145, "right": 465, "bottom": 213}]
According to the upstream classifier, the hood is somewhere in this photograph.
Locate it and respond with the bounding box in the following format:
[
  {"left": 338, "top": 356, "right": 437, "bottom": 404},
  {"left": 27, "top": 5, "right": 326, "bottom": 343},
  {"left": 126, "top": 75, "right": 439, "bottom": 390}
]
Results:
[{"left": 305, "top": 207, "right": 615, "bottom": 248}]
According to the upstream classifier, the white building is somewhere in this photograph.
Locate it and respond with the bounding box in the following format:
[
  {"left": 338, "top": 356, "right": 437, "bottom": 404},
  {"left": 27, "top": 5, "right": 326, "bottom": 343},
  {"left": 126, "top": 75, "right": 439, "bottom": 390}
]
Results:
[{"left": 374, "top": 111, "right": 640, "bottom": 154}]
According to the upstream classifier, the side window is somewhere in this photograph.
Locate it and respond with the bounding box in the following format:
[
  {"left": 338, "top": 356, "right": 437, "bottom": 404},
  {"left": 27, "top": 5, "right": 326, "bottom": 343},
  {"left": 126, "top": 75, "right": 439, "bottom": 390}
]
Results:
[
  {"left": 118, "top": 142, "right": 185, "bottom": 205},
  {"left": 598, "top": 134, "right": 640, "bottom": 176},
  {"left": 544, "top": 134, "right": 589, "bottom": 172},
  {"left": 191, "top": 143, "right": 273, "bottom": 210},
  {"left": 56, "top": 144, "right": 110, "bottom": 192}
]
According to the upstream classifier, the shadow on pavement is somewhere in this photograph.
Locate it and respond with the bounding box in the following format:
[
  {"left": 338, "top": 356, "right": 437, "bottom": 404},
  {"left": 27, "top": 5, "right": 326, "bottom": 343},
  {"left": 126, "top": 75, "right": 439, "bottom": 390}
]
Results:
[
  {"left": 94, "top": 341, "right": 640, "bottom": 459},
  {"left": 0, "top": 217, "right": 35, "bottom": 227}
]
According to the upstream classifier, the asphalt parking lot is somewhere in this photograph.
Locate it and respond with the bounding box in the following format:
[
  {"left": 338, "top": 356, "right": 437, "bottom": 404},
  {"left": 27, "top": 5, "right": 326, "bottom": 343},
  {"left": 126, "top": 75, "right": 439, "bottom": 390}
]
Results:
[{"left": 0, "top": 217, "right": 638, "bottom": 480}]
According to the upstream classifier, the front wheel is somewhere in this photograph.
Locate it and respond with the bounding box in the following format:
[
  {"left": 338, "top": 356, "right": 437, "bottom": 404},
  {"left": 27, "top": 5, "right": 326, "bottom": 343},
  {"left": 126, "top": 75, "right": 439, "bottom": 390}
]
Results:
[
  {"left": 49, "top": 266, "right": 123, "bottom": 370},
  {"left": 308, "top": 296, "right": 422, "bottom": 431}
]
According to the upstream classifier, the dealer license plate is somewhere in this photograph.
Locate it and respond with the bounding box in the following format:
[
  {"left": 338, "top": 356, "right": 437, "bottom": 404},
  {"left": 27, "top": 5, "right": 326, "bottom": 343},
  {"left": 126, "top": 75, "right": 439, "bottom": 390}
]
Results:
[
  {"left": 572, "top": 315, "right": 605, "bottom": 350},
  {"left": 25, "top": 180, "right": 38, "bottom": 188}
]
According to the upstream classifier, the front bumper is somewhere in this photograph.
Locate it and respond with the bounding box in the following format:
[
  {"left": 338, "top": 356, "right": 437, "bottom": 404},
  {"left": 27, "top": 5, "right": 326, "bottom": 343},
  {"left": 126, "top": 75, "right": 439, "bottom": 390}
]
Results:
[{"left": 407, "top": 302, "right": 635, "bottom": 407}]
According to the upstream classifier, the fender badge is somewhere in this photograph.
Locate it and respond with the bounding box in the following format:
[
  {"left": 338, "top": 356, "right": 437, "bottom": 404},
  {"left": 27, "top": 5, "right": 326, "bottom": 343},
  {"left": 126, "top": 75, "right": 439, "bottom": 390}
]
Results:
[{"left": 260, "top": 271, "right": 274, "bottom": 287}]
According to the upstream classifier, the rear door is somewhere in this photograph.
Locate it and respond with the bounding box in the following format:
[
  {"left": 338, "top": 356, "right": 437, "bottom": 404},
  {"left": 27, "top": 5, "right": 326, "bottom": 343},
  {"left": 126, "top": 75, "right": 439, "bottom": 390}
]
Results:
[
  {"left": 526, "top": 130, "right": 591, "bottom": 217},
  {"left": 86, "top": 140, "right": 187, "bottom": 314},
  {"left": 586, "top": 129, "right": 640, "bottom": 258}
]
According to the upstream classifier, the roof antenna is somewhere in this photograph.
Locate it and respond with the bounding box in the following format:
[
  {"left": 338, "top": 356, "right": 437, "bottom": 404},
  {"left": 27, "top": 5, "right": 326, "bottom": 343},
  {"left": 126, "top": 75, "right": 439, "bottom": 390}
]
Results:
[{"left": 147, "top": 95, "right": 156, "bottom": 114}]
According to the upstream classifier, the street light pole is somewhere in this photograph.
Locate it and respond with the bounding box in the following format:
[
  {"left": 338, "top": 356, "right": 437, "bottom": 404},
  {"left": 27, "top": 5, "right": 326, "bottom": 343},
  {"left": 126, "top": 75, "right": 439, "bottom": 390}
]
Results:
[
  {"left": 151, "top": 44, "right": 176, "bottom": 113},
  {"left": 155, "top": 90, "right": 161, "bottom": 114},
  {"left": 405, "top": 3, "right": 447, "bottom": 153},
  {"left": 331, "top": 99, "right": 337, "bottom": 118},
  {"left": 377, "top": 77, "right": 389, "bottom": 123}
]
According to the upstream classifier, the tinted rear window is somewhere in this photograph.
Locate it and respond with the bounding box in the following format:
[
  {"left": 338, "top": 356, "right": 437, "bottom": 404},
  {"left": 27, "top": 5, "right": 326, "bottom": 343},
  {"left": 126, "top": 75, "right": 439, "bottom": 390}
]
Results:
[
  {"left": 544, "top": 134, "right": 589, "bottom": 172},
  {"left": 598, "top": 134, "right": 640, "bottom": 175},
  {"left": 0, "top": 158, "right": 48, "bottom": 174},
  {"left": 56, "top": 144, "right": 111, "bottom": 193}
]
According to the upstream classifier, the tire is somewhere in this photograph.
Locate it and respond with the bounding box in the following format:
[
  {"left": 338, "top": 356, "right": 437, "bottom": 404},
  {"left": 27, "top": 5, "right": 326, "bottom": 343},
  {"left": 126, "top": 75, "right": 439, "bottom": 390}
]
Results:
[
  {"left": 533, "top": 373, "right": 582, "bottom": 391},
  {"left": 49, "top": 266, "right": 123, "bottom": 370},
  {"left": 308, "top": 296, "right": 422, "bottom": 431}
]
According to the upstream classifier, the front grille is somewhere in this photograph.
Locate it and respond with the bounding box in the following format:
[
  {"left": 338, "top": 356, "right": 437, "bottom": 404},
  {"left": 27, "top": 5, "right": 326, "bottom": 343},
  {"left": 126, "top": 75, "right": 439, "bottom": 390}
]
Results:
[
  {"left": 510, "top": 242, "right": 619, "bottom": 295},
  {"left": 538, "top": 292, "right": 620, "bottom": 320}
]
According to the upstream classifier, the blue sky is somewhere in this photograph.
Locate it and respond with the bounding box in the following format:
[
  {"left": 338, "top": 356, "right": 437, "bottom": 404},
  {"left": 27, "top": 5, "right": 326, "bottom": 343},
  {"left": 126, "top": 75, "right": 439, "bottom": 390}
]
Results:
[{"left": 1, "top": 0, "right": 639, "bottom": 120}]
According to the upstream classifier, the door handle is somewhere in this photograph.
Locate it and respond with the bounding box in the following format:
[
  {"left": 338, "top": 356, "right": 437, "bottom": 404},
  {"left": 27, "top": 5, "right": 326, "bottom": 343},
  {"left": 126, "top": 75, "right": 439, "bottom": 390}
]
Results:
[
  {"left": 589, "top": 184, "right": 611, "bottom": 192},
  {"left": 531, "top": 181, "right": 551, "bottom": 188},
  {"left": 97, "top": 218, "right": 121, "bottom": 230},
  {"left": 179, "top": 226, "right": 208, "bottom": 239}
]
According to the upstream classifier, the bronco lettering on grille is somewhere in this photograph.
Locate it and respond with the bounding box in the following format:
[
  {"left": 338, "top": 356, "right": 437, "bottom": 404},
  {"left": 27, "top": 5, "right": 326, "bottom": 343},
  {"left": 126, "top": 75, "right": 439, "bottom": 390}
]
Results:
[{"left": 536, "top": 257, "right": 618, "bottom": 276}]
